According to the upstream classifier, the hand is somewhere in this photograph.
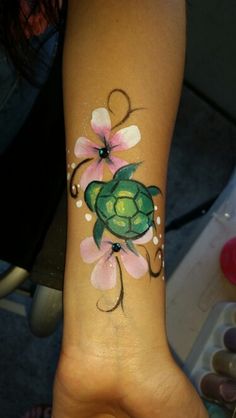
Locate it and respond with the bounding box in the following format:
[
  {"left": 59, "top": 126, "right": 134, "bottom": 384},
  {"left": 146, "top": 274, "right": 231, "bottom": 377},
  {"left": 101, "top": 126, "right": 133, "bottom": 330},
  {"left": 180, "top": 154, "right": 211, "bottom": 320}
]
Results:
[{"left": 52, "top": 347, "right": 208, "bottom": 418}]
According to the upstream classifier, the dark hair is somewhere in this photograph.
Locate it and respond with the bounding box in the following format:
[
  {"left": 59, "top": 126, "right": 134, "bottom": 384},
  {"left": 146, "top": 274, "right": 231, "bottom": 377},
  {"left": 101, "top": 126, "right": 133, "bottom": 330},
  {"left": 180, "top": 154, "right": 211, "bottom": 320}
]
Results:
[{"left": 0, "top": 0, "right": 66, "bottom": 84}]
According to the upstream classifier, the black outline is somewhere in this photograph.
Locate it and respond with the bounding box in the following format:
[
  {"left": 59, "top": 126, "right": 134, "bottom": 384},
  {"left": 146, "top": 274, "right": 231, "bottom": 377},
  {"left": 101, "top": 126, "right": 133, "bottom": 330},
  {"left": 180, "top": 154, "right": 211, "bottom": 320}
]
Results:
[
  {"left": 84, "top": 180, "right": 105, "bottom": 212},
  {"left": 113, "top": 162, "right": 142, "bottom": 181},
  {"left": 93, "top": 218, "right": 105, "bottom": 249},
  {"left": 69, "top": 158, "right": 93, "bottom": 198},
  {"left": 107, "top": 89, "right": 145, "bottom": 131},
  {"left": 94, "top": 177, "right": 161, "bottom": 241},
  {"left": 139, "top": 246, "right": 164, "bottom": 279},
  {"left": 148, "top": 185, "right": 162, "bottom": 197}
]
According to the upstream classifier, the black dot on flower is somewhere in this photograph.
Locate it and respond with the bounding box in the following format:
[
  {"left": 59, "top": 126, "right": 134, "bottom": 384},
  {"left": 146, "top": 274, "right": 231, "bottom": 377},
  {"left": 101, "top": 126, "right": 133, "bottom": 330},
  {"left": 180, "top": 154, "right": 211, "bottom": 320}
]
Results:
[
  {"left": 112, "top": 243, "right": 121, "bottom": 253},
  {"left": 99, "top": 147, "right": 110, "bottom": 159}
]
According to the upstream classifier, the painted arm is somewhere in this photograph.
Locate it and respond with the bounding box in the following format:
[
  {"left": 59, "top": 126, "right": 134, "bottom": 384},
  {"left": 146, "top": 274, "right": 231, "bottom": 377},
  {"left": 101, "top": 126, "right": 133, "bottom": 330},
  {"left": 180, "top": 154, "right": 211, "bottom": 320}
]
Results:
[{"left": 53, "top": 1, "right": 208, "bottom": 417}]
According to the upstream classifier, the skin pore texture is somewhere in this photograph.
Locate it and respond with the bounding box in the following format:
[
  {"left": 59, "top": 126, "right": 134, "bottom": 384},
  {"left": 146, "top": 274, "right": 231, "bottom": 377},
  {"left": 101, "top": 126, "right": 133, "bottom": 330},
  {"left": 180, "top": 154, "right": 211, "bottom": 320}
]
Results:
[{"left": 52, "top": 1, "right": 209, "bottom": 417}]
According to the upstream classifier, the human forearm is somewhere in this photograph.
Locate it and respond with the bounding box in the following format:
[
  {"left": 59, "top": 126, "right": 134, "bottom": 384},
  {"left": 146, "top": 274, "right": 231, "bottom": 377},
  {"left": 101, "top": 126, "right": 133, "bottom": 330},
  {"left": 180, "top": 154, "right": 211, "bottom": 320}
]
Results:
[
  {"left": 62, "top": 0, "right": 185, "bottom": 360},
  {"left": 53, "top": 2, "right": 209, "bottom": 417}
]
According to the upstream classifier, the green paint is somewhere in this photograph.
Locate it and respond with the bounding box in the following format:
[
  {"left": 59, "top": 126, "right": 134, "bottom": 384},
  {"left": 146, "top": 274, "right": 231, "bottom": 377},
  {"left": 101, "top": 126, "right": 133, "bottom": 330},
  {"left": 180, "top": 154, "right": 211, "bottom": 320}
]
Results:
[
  {"left": 114, "top": 180, "right": 138, "bottom": 198},
  {"left": 131, "top": 212, "right": 149, "bottom": 234},
  {"left": 136, "top": 191, "right": 153, "bottom": 213},
  {"left": 85, "top": 181, "right": 104, "bottom": 212},
  {"left": 85, "top": 163, "right": 160, "bottom": 244},
  {"left": 115, "top": 197, "right": 137, "bottom": 217},
  {"left": 98, "top": 196, "right": 116, "bottom": 220},
  {"left": 113, "top": 162, "right": 141, "bottom": 181},
  {"left": 93, "top": 219, "right": 105, "bottom": 248},
  {"left": 148, "top": 185, "right": 161, "bottom": 196}
]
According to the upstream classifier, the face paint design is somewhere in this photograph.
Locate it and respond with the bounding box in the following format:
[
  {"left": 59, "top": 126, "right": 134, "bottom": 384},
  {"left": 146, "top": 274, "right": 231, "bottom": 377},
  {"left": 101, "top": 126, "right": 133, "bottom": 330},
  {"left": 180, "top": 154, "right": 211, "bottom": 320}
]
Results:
[
  {"left": 84, "top": 163, "right": 161, "bottom": 248},
  {"left": 80, "top": 228, "right": 154, "bottom": 289},
  {"left": 69, "top": 89, "right": 164, "bottom": 312}
]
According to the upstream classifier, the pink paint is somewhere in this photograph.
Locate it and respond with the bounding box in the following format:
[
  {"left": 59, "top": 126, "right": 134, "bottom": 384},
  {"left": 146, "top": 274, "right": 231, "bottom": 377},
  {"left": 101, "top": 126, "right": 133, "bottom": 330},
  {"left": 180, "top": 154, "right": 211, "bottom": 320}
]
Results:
[
  {"left": 80, "top": 159, "right": 104, "bottom": 191},
  {"left": 74, "top": 107, "right": 141, "bottom": 189},
  {"left": 220, "top": 237, "right": 236, "bottom": 285},
  {"left": 107, "top": 155, "right": 128, "bottom": 174},
  {"left": 80, "top": 231, "right": 153, "bottom": 290},
  {"left": 74, "top": 137, "right": 99, "bottom": 158},
  {"left": 109, "top": 126, "right": 141, "bottom": 151}
]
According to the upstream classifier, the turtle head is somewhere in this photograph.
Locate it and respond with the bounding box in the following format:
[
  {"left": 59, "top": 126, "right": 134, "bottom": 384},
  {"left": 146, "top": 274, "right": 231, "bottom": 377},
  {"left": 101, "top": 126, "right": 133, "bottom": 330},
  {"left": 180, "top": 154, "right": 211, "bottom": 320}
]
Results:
[
  {"left": 148, "top": 185, "right": 162, "bottom": 196},
  {"left": 84, "top": 181, "right": 104, "bottom": 212}
]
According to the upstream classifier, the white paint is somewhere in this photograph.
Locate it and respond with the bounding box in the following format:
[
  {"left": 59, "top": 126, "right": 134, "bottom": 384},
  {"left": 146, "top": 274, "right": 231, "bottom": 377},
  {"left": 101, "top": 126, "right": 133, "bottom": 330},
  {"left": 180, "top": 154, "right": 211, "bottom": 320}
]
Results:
[
  {"left": 77, "top": 184, "right": 81, "bottom": 189},
  {"left": 156, "top": 216, "right": 161, "bottom": 225},
  {"left": 92, "top": 108, "right": 111, "bottom": 131},
  {"left": 67, "top": 172, "right": 70, "bottom": 180},
  {"left": 153, "top": 236, "right": 159, "bottom": 245},
  {"left": 162, "top": 276, "right": 165, "bottom": 281},
  {"left": 71, "top": 162, "right": 76, "bottom": 169},
  {"left": 85, "top": 213, "right": 92, "bottom": 222},
  {"left": 107, "top": 125, "right": 140, "bottom": 150},
  {"left": 154, "top": 205, "right": 158, "bottom": 211},
  {"left": 159, "top": 233, "right": 162, "bottom": 239},
  {"left": 162, "top": 244, "right": 165, "bottom": 250},
  {"left": 76, "top": 200, "right": 83, "bottom": 208},
  {"left": 158, "top": 253, "right": 162, "bottom": 259}
]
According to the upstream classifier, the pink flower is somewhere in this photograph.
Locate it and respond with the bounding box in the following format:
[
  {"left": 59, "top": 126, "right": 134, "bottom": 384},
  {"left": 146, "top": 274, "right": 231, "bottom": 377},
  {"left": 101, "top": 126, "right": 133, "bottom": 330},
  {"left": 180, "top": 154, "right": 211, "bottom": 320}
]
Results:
[
  {"left": 74, "top": 108, "right": 141, "bottom": 190},
  {"left": 80, "top": 228, "right": 153, "bottom": 290}
]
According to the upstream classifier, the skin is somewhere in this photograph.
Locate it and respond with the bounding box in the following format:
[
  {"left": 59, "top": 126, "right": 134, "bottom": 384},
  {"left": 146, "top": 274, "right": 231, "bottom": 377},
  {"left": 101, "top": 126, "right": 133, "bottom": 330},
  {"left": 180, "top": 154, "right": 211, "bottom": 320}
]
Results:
[{"left": 52, "top": 1, "right": 209, "bottom": 417}]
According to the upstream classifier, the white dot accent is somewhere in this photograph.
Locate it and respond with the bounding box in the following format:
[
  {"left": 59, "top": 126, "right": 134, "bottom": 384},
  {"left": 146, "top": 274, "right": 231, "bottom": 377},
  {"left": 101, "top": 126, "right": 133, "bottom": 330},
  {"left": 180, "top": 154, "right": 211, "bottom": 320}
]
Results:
[
  {"left": 162, "top": 276, "right": 165, "bottom": 281},
  {"left": 154, "top": 205, "right": 158, "bottom": 211},
  {"left": 158, "top": 253, "right": 162, "bottom": 259},
  {"left": 76, "top": 200, "right": 83, "bottom": 208},
  {"left": 156, "top": 216, "right": 161, "bottom": 225},
  {"left": 71, "top": 162, "right": 76, "bottom": 169},
  {"left": 162, "top": 244, "right": 164, "bottom": 250},
  {"left": 77, "top": 184, "right": 81, "bottom": 189},
  {"left": 159, "top": 233, "right": 162, "bottom": 239},
  {"left": 67, "top": 172, "right": 70, "bottom": 180},
  {"left": 162, "top": 261, "right": 165, "bottom": 268},
  {"left": 153, "top": 236, "right": 159, "bottom": 245},
  {"left": 85, "top": 213, "right": 92, "bottom": 222}
]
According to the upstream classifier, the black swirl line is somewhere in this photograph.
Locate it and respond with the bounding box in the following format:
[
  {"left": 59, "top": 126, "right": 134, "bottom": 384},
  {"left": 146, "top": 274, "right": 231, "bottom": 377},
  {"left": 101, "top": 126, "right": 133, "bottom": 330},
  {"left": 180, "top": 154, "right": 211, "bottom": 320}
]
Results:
[
  {"left": 139, "top": 245, "right": 164, "bottom": 279},
  {"left": 69, "top": 158, "right": 93, "bottom": 198},
  {"left": 107, "top": 88, "right": 145, "bottom": 130},
  {"left": 96, "top": 256, "right": 124, "bottom": 313}
]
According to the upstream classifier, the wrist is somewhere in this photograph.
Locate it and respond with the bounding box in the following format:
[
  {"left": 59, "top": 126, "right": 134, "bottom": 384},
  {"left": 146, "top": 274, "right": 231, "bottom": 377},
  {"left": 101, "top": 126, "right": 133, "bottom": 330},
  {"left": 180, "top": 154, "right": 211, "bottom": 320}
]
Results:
[{"left": 62, "top": 263, "right": 169, "bottom": 360}]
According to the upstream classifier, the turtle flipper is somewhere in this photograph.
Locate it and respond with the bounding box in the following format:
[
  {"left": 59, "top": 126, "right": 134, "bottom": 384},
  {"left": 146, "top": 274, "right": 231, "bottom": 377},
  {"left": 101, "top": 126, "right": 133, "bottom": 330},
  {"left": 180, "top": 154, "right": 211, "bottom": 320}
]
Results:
[
  {"left": 126, "top": 239, "right": 138, "bottom": 255},
  {"left": 93, "top": 219, "right": 105, "bottom": 248},
  {"left": 148, "top": 185, "right": 162, "bottom": 196},
  {"left": 113, "top": 163, "right": 141, "bottom": 180}
]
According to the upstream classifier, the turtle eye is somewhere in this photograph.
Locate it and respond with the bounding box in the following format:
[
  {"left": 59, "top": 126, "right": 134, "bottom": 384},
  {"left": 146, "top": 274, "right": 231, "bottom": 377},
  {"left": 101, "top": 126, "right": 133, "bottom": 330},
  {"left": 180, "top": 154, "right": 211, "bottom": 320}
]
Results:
[
  {"left": 99, "top": 147, "right": 110, "bottom": 159},
  {"left": 112, "top": 243, "right": 122, "bottom": 253}
]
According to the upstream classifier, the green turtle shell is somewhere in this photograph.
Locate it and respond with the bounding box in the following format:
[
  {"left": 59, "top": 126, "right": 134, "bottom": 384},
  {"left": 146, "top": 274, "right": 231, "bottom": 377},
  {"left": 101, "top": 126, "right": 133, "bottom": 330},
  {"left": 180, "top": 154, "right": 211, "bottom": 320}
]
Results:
[{"left": 95, "top": 179, "right": 154, "bottom": 239}]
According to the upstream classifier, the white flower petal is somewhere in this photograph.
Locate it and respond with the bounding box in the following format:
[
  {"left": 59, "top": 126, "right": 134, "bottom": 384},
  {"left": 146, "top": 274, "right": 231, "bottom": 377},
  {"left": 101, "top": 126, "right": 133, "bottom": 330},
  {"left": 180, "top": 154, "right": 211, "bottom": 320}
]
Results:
[
  {"left": 109, "top": 125, "right": 141, "bottom": 151},
  {"left": 91, "top": 108, "right": 111, "bottom": 140},
  {"left": 91, "top": 253, "right": 117, "bottom": 290}
]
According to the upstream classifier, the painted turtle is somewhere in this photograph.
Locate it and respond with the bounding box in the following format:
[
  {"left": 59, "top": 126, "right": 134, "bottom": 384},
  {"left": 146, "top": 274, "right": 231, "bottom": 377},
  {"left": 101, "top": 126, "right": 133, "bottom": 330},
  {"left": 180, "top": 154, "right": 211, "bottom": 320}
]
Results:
[{"left": 84, "top": 163, "right": 161, "bottom": 247}]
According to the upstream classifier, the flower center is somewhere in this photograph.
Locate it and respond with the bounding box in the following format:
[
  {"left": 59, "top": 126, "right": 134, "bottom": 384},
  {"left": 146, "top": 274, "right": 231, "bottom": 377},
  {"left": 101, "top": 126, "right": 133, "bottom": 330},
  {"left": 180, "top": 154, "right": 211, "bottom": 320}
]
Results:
[
  {"left": 112, "top": 243, "right": 121, "bottom": 253},
  {"left": 99, "top": 147, "right": 109, "bottom": 159}
]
